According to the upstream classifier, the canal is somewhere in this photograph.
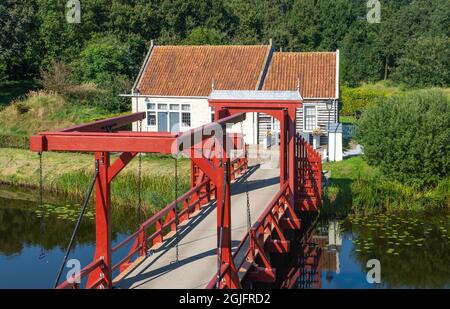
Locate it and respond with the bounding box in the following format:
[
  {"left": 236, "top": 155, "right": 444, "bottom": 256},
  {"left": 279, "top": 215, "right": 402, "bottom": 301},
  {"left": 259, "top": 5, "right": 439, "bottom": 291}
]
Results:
[{"left": 1, "top": 184, "right": 450, "bottom": 289}]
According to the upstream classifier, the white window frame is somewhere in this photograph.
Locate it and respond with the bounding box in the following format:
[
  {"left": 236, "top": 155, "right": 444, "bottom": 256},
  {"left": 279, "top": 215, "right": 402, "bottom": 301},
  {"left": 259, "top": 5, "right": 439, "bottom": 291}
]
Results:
[
  {"left": 303, "top": 104, "right": 318, "bottom": 133},
  {"left": 145, "top": 100, "right": 192, "bottom": 132}
]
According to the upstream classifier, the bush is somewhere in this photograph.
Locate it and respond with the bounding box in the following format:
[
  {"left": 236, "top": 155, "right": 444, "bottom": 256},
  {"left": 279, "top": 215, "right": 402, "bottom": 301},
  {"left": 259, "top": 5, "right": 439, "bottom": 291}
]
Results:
[
  {"left": 92, "top": 74, "right": 132, "bottom": 113},
  {"left": 356, "top": 90, "right": 450, "bottom": 187},
  {"left": 340, "top": 86, "right": 391, "bottom": 116},
  {"left": 39, "top": 60, "right": 74, "bottom": 96}
]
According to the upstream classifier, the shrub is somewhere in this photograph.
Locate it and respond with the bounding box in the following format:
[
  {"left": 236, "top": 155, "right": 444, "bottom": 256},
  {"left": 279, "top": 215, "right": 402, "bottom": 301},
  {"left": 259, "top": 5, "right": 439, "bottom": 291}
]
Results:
[
  {"left": 39, "top": 60, "right": 74, "bottom": 96},
  {"left": 356, "top": 90, "right": 450, "bottom": 187},
  {"left": 92, "top": 74, "right": 132, "bottom": 113},
  {"left": 340, "top": 86, "right": 391, "bottom": 116}
]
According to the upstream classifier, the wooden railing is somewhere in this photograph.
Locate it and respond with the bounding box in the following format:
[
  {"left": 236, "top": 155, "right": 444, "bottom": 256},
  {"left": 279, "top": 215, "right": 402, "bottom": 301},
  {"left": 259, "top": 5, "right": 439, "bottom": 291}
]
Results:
[
  {"left": 56, "top": 150, "right": 248, "bottom": 289},
  {"left": 296, "top": 134, "right": 322, "bottom": 210},
  {"left": 207, "top": 182, "right": 300, "bottom": 288}
]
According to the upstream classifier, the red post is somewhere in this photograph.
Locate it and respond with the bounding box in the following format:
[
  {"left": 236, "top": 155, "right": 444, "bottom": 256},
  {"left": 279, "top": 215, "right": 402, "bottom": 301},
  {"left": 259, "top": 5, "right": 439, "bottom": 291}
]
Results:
[
  {"left": 87, "top": 152, "right": 112, "bottom": 289},
  {"left": 215, "top": 110, "right": 239, "bottom": 289},
  {"left": 280, "top": 111, "right": 286, "bottom": 186},
  {"left": 288, "top": 107, "right": 297, "bottom": 206}
]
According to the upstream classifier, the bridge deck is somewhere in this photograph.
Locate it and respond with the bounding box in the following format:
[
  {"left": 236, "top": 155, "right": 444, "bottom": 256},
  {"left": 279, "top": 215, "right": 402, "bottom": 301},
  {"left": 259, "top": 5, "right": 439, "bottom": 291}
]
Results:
[{"left": 115, "top": 164, "right": 280, "bottom": 289}]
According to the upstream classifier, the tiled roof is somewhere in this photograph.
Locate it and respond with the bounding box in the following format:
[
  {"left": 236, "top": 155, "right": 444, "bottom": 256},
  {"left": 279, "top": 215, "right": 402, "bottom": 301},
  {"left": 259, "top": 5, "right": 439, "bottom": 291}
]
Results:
[
  {"left": 137, "top": 45, "right": 271, "bottom": 96},
  {"left": 263, "top": 52, "right": 337, "bottom": 99}
]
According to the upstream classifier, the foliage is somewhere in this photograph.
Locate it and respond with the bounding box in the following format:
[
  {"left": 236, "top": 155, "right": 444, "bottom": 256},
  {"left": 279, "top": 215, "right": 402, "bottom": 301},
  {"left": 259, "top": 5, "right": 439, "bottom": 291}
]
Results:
[
  {"left": 356, "top": 90, "right": 450, "bottom": 186},
  {"left": 341, "top": 86, "right": 387, "bottom": 116},
  {"left": 183, "top": 27, "right": 225, "bottom": 45},
  {"left": 393, "top": 36, "right": 450, "bottom": 88},
  {"left": 0, "top": 0, "right": 449, "bottom": 88},
  {"left": 39, "top": 60, "right": 74, "bottom": 97},
  {"left": 74, "top": 34, "right": 137, "bottom": 84},
  {"left": 91, "top": 74, "right": 133, "bottom": 113},
  {"left": 322, "top": 156, "right": 450, "bottom": 216}
]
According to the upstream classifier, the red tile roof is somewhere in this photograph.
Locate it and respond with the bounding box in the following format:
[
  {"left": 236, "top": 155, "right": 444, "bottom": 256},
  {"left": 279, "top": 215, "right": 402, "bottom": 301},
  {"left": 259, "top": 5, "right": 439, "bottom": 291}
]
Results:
[
  {"left": 137, "top": 45, "right": 271, "bottom": 96},
  {"left": 263, "top": 52, "right": 337, "bottom": 99}
]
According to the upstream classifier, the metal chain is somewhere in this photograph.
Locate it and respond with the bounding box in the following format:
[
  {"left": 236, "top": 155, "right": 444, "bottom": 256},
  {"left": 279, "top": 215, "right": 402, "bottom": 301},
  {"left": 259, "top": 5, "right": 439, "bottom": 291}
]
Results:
[
  {"left": 240, "top": 122, "right": 252, "bottom": 232},
  {"left": 137, "top": 120, "right": 142, "bottom": 225},
  {"left": 38, "top": 152, "right": 46, "bottom": 260},
  {"left": 174, "top": 156, "right": 179, "bottom": 263}
]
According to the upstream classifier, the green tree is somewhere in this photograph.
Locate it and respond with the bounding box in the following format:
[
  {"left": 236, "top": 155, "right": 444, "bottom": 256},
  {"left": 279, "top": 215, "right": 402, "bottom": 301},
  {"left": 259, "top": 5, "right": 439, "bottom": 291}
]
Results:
[
  {"left": 74, "top": 34, "right": 136, "bottom": 83},
  {"left": 183, "top": 27, "right": 225, "bottom": 45},
  {"left": 393, "top": 36, "right": 450, "bottom": 87},
  {"left": 0, "top": 0, "right": 40, "bottom": 79}
]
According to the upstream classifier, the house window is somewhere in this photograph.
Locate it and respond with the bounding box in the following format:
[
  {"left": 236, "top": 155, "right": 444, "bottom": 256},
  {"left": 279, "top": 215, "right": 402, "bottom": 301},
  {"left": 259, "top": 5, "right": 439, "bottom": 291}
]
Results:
[
  {"left": 147, "top": 112, "right": 156, "bottom": 126},
  {"left": 304, "top": 106, "right": 316, "bottom": 131},
  {"left": 182, "top": 112, "right": 191, "bottom": 127},
  {"left": 146, "top": 103, "right": 191, "bottom": 131}
]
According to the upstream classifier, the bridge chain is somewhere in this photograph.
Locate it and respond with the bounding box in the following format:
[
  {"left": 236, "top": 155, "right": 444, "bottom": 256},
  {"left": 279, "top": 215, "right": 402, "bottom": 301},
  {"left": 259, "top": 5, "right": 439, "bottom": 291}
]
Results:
[
  {"left": 38, "top": 152, "right": 46, "bottom": 260},
  {"left": 174, "top": 155, "right": 180, "bottom": 263},
  {"left": 137, "top": 120, "right": 143, "bottom": 225},
  {"left": 240, "top": 121, "right": 252, "bottom": 232}
]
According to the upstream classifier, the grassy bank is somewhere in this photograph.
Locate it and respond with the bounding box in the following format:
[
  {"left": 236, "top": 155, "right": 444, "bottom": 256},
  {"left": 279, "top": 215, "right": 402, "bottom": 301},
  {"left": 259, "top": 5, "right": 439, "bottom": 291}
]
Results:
[
  {"left": 0, "top": 148, "right": 190, "bottom": 214},
  {"left": 0, "top": 90, "right": 111, "bottom": 137},
  {"left": 322, "top": 156, "right": 450, "bottom": 216}
]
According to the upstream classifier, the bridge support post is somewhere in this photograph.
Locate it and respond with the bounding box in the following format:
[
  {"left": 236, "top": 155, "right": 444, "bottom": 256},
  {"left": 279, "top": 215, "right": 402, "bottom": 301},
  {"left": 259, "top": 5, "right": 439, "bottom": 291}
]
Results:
[
  {"left": 287, "top": 107, "right": 297, "bottom": 206},
  {"left": 215, "top": 109, "right": 240, "bottom": 289},
  {"left": 87, "top": 152, "right": 112, "bottom": 289}
]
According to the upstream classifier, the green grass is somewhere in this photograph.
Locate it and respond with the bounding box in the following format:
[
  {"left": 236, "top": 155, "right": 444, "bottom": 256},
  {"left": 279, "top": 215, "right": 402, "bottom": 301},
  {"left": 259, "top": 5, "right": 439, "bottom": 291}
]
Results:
[
  {"left": 322, "top": 156, "right": 449, "bottom": 216},
  {"left": 0, "top": 89, "right": 113, "bottom": 137},
  {"left": 340, "top": 116, "right": 357, "bottom": 124},
  {"left": 0, "top": 148, "right": 191, "bottom": 212}
]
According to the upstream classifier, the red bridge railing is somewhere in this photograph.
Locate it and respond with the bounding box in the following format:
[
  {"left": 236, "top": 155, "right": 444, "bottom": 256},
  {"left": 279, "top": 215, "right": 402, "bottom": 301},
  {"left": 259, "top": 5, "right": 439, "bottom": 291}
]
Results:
[
  {"left": 296, "top": 134, "right": 322, "bottom": 211},
  {"left": 56, "top": 153, "right": 248, "bottom": 289},
  {"left": 206, "top": 181, "right": 301, "bottom": 288}
]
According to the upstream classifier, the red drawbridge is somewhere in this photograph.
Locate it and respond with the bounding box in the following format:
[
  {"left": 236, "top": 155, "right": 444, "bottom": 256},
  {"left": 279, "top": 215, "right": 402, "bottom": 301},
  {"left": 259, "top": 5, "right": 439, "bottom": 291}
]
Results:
[{"left": 30, "top": 90, "right": 322, "bottom": 289}]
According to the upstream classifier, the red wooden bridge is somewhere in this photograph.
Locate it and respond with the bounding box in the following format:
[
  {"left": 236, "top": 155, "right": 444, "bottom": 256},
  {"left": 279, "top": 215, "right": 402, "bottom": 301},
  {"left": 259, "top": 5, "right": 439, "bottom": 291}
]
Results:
[{"left": 30, "top": 90, "right": 322, "bottom": 289}]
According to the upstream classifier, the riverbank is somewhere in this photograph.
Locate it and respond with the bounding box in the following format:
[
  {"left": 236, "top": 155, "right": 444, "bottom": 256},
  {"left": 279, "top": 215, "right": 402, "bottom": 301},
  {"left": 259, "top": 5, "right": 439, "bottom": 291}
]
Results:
[
  {"left": 0, "top": 148, "right": 190, "bottom": 214},
  {"left": 322, "top": 156, "right": 450, "bottom": 216}
]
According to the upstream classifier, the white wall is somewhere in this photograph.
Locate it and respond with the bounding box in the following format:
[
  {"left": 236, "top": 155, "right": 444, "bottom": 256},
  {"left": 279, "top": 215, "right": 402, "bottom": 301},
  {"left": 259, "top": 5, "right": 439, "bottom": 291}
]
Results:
[{"left": 132, "top": 96, "right": 256, "bottom": 145}]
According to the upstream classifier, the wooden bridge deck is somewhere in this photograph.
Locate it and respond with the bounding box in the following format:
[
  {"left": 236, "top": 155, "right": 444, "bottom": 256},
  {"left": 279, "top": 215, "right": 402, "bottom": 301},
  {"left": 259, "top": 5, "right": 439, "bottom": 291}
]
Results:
[{"left": 114, "top": 164, "right": 280, "bottom": 289}]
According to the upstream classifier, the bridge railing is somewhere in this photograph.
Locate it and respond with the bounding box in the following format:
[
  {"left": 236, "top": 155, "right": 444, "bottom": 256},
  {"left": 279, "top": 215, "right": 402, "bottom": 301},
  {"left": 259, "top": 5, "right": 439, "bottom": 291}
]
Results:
[
  {"left": 56, "top": 151, "right": 248, "bottom": 289},
  {"left": 296, "top": 134, "right": 322, "bottom": 210},
  {"left": 207, "top": 182, "right": 297, "bottom": 288}
]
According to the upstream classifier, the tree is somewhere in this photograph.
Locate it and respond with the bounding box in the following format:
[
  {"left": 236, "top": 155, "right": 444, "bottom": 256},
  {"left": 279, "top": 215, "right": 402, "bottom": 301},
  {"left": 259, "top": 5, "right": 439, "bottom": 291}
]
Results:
[
  {"left": 392, "top": 36, "right": 450, "bottom": 88},
  {"left": 0, "top": 0, "right": 40, "bottom": 79},
  {"left": 356, "top": 90, "right": 450, "bottom": 187},
  {"left": 74, "top": 34, "right": 136, "bottom": 84},
  {"left": 183, "top": 27, "right": 224, "bottom": 45}
]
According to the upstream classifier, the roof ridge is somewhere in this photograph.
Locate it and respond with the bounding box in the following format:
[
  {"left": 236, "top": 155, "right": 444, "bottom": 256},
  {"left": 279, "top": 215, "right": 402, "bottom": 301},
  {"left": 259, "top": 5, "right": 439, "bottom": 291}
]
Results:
[{"left": 155, "top": 44, "right": 270, "bottom": 48}]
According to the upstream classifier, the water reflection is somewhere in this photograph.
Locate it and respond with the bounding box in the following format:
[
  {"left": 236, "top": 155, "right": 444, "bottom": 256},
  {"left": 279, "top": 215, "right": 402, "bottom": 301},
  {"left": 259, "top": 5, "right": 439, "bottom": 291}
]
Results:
[
  {"left": 0, "top": 185, "right": 140, "bottom": 288},
  {"left": 280, "top": 211, "right": 450, "bottom": 289}
]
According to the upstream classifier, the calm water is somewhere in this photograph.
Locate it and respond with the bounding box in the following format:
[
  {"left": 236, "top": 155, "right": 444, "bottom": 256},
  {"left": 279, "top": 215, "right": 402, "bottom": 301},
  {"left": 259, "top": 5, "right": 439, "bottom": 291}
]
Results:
[
  {"left": 1, "top": 184, "right": 449, "bottom": 289},
  {"left": 0, "top": 185, "right": 139, "bottom": 288}
]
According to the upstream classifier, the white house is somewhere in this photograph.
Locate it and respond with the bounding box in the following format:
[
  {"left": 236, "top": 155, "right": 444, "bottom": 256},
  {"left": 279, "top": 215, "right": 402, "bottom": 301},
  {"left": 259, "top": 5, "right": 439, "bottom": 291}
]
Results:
[{"left": 131, "top": 42, "right": 339, "bottom": 146}]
